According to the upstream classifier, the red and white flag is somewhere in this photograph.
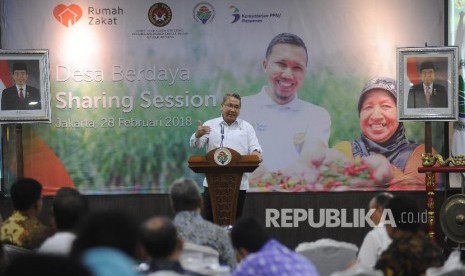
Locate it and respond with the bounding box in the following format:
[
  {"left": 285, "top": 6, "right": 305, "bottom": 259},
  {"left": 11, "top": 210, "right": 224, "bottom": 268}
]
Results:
[
  {"left": 0, "top": 60, "right": 13, "bottom": 104},
  {"left": 0, "top": 60, "right": 12, "bottom": 90}
]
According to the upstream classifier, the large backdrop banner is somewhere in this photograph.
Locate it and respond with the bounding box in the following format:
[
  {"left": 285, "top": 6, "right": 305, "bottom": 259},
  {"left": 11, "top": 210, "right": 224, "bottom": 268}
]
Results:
[{"left": 1, "top": 0, "right": 446, "bottom": 194}]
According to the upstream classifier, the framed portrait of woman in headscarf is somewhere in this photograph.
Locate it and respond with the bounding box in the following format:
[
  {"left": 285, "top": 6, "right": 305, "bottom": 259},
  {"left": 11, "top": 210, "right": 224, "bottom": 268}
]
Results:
[{"left": 397, "top": 46, "right": 458, "bottom": 122}]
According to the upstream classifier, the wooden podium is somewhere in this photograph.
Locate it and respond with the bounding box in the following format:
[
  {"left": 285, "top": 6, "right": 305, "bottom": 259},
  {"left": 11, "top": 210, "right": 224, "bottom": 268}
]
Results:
[{"left": 188, "top": 147, "right": 260, "bottom": 226}]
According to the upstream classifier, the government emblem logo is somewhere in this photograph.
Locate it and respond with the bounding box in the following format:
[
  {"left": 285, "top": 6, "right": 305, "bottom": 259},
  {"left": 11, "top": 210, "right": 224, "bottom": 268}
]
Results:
[
  {"left": 193, "top": 2, "right": 215, "bottom": 24},
  {"left": 214, "top": 147, "right": 232, "bottom": 166},
  {"left": 148, "top": 3, "right": 172, "bottom": 27}
]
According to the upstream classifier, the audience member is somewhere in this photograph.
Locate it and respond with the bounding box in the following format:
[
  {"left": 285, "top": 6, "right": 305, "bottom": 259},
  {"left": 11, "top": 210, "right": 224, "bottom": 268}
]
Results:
[
  {"left": 0, "top": 178, "right": 52, "bottom": 250},
  {"left": 70, "top": 209, "right": 142, "bottom": 276},
  {"left": 375, "top": 195, "right": 444, "bottom": 275},
  {"left": 38, "top": 187, "right": 89, "bottom": 255},
  {"left": 230, "top": 216, "right": 318, "bottom": 276},
  {"left": 3, "top": 254, "right": 92, "bottom": 276},
  {"left": 139, "top": 216, "right": 202, "bottom": 275},
  {"left": 169, "top": 178, "right": 236, "bottom": 269},
  {"left": 357, "top": 192, "right": 393, "bottom": 268}
]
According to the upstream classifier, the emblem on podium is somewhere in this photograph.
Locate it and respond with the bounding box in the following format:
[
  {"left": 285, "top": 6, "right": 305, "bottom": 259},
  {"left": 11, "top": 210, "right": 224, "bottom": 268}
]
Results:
[{"left": 213, "top": 147, "right": 232, "bottom": 166}]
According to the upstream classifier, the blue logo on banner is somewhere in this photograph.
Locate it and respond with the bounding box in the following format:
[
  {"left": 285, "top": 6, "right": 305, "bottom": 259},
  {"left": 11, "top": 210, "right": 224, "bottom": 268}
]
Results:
[{"left": 230, "top": 5, "right": 240, "bottom": 23}]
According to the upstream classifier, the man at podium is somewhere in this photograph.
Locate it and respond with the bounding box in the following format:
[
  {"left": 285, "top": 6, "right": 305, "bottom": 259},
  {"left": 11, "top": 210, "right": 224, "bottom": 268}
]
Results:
[{"left": 190, "top": 93, "right": 263, "bottom": 222}]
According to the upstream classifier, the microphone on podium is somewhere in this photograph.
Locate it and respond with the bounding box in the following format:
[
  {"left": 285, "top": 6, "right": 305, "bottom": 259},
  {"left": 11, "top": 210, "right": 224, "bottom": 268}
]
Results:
[{"left": 220, "top": 123, "right": 224, "bottom": 148}]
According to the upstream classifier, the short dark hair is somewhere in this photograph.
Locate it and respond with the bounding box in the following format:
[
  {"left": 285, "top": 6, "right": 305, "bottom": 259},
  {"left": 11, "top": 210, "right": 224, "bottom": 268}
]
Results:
[
  {"left": 70, "top": 209, "right": 140, "bottom": 258},
  {"left": 169, "top": 178, "right": 202, "bottom": 212},
  {"left": 385, "top": 195, "right": 421, "bottom": 233},
  {"left": 265, "top": 33, "right": 308, "bottom": 62},
  {"left": 420, "top": 61, "right": 435, "bottom": 71},
  {"left": 10, "top": 178, "right": 42, "bottom": 211},
  {"left": 230, "top": 216, "right": 270, "bottom": 253},
  {"left": 372, "top": 192, "right": 394, "bottom": 209},
  {"left": 53, "top": 187, "right": 88, "bottom": 231},
  {"left": 140, "top": 216, "right": 177, "bottom": 259},
  {"left": 12, "top": 62, "right": 28, "bottom": 73},
  {"left": 222, "top": 93, "right": 241, "bottom": 105}
]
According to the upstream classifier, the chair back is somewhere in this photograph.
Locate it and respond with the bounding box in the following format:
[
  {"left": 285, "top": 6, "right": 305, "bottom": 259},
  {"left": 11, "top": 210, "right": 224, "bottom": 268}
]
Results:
[
  {"left": 426, "top": 250, "right": 465, "bottom": 276},
  {"left": 180, "top": 242, "right": 220, "bottom": 272},
  {"left": 330, "top": 263, "right": 384, "bottom": 276},
  {"left": 3, "top": 244, "right": 34, "bottom": 262},
  {"left": 296, "top": 238, "right": 358, "bottom": 276}
]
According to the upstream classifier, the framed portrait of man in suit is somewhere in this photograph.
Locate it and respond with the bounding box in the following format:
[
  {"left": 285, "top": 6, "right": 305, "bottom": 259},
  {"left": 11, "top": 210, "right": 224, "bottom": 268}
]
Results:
[
  {"left": 0, "top": 50, "right": 51, "bottom": 123},
  {"left": 397, "top": 46, "right": 458, "bottom": 121}
]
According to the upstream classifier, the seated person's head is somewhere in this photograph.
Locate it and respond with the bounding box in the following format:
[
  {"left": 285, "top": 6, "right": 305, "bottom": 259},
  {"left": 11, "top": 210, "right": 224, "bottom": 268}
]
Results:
[
  {"left": 231, "top": 216, "right": 270, "bottom": 260},
  {"left": 52, "top": 187, "right": 89, "bottom": 232},
  {"left": 10, "top": 178, "right": 42, "bottom": 212},
  {"left": 70, "top": 209, "right": 141, "bottom": 259},
  {"left": 385, "top": 195, "right": 421, "bottom": 239},
  {"left": 169, "top": 178, "right": 202, "bottom": 213},
  {"left": 369, "top": 192, "right": 394, "bottom": 226},
  {"left": 140, "top": 216, "right": 181, "bottom": 260}
]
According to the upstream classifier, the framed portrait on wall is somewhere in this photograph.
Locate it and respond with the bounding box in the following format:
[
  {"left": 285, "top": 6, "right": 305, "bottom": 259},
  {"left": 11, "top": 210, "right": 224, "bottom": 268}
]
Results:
[
  {"left": 0, "top": 49, "right": 51, "bottom": 123},
  {"left": 397, "top": 46, "right": 458, "bottom": 121}
]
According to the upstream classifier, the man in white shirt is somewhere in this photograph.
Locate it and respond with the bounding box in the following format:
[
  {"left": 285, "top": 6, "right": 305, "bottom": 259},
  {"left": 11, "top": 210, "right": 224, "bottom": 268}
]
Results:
[
  {"left": 357, "top": 192, "right": 393, "bottom": 268},
  {"left": 190, "top": 93, "right": 262, "bottom": 222},
  {"left": 241, "top": 33, "right": 331, "bottom": 174},
  {"left": 38, "top": 187, "right": 88, "bottom": 255}
]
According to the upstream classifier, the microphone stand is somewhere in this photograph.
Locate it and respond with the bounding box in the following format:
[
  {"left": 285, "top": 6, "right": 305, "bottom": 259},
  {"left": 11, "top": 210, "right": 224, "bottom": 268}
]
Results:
[{"left": 220, "top": 123, "right": 224, "bottom": 148}]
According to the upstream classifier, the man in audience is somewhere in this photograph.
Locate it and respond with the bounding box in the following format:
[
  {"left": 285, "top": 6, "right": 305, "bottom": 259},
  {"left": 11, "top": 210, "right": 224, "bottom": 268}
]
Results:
[
  {"left": 357, "top": 192, "right": 393, "bottom": 268},
  {"left": 139, "top": 215, "right": 202, "bottom": 275},
  {"left": 70, "top": 209, "right": 141, "bottom": 276},
  {"left": 230, "top": 216, "right": 318, "bottom": 275},
  {"left": 169, "top": 177, "right": 236, "bottom": 269},
  {"left": 38, "top": 187, "right": 89, "bottom": 255},
  {"left": 375, "top": 195, "right": 444, "bottom": 275},
  {"left": 0, "top": 178, "right": 52, "bottom": 250}
]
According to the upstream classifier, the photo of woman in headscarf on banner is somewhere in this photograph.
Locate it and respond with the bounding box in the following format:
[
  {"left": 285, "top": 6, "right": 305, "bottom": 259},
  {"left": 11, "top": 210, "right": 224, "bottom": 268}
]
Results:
[
  {"left": 250, "top": 77, "right": 432, "bottom": 192},
  {"left": 333, "top": 77, "right": 436, "bottom": 191}
]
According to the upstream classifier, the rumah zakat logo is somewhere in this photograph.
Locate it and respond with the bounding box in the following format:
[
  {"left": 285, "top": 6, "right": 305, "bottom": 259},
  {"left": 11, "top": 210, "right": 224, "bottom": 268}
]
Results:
[
  {"left": 53, "top": 4, "right": 83, "bottom": 27},
  {"left": 148, "top": 3, "right": 172, "bottom": 27},
  {"left": 230, "top": 5, "right": 240, "bottom": 23}
]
